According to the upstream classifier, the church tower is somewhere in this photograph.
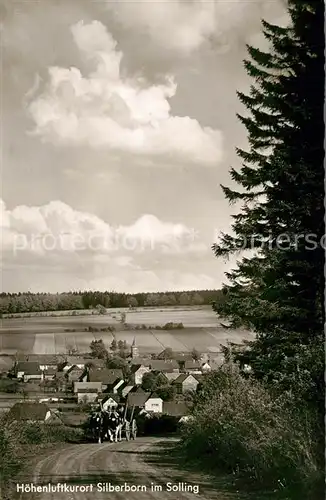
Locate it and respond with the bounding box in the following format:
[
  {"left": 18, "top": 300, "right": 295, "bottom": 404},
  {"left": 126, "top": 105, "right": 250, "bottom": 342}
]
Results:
[{"left": 131, "top": 337, "right": 139, "bottom": 359}]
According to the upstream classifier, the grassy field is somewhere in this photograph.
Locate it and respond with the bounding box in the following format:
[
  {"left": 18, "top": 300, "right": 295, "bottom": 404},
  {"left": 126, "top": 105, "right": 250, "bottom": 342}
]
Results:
[{"left": 0, "top": 306, "right": 254, "bottom": 355}]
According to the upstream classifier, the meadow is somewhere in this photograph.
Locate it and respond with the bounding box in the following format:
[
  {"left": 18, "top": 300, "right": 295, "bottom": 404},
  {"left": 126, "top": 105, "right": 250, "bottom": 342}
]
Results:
[{"left": 0, "top": 306, "right": 254, "bottom": 355}]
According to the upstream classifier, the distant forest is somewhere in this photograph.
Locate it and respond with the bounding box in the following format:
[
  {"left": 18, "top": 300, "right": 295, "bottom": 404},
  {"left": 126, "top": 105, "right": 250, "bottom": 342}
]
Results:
[{"left": 0, "top": 289, "right": 224, "bottom": 315}]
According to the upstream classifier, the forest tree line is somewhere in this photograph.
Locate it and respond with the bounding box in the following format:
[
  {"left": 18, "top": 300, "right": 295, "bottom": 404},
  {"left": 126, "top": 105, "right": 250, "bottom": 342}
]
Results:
[{"left": 0, "top": 289, "right": 224, "bottom": 315}]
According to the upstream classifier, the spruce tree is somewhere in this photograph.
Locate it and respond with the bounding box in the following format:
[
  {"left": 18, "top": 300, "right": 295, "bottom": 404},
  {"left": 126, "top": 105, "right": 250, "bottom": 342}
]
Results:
[{"left": 213, "top": 1, "right": 324, "bottom": 413}]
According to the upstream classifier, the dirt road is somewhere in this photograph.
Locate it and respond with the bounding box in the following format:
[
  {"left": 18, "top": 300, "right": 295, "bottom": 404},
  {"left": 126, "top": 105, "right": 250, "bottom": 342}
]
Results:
[{"left": 16, "top": 437, "right": 240, "bottom": 500}]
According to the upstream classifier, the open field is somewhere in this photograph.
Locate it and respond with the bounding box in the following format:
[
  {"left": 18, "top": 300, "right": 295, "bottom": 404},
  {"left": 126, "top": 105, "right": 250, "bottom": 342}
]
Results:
[
  {"left": 0, "top": 306, "right": 254, "bottom": 355},
  {"left": 0, "top": 306, "right": 219, "bottom": 332},
  {"left": 0, "top": 327, "right": 254, "bottom": 355}
]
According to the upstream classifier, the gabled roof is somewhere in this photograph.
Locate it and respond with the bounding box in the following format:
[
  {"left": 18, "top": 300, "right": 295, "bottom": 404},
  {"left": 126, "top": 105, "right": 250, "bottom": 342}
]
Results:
[
  {"left": 130, "top": 364, "right": 149, "bottom": 373},
  {"left": 74, "top": 381, "right": 102, "bottom": 393},
  {"left": 66, "top": 365, "right": 84, "bottom": 374},
  {"left": 100, "top": 393, "right": 121, "bottom": 404},
  {"left": 132, "top": 386, "right": 146, "bottom": 394},
  {"left": 16, "top": 362, "right": 41, "bottom": 374},
  {"left": 149, "top": 392, "right": 162, "bottom": 400},
  {"left": 43, "top": 367, "right": 57, "bottom": 375},
  {"left": 67, "top": 369, "right": 85, "bottom": 382},
  {"left": 0, "top": 356, "right": 15, "bottom": 372},
  {"left": 8, "top": 402, "right": 49, "bottom": 421},
  {"left": 127, "top": 392, "right": 151, "bottom": 407},
  {"left": 88, "top": 369, "right": 123, "bottom": 384},
  {"left": 121, "top": 384, "right": 134, "bottom": 396},
  {"left": 163, "top": 372, "right": 180, "bottom": 382},
  {"left": 85, "top": 359, "right": 106, "bottom": 369},
  {"left": 184, "top": 360, "right": 201, "bottom": 369},
  {"left": 16, "top": 354, "right": 63, "bottom": 365},
  {"left": 129, "top": 357, "right": 150, "bottom": 366},
  {"left": 149, "top": 360, "right": 179, "bottom": 371},
  {"left": 173, "top": 373, "right": 200, "bottom": 384},
  {"left": 174, "top": 354, "right": 193, "bottom": 362},
  {"left": 163, "top": 402, "right": 190, "bottom": 417}
]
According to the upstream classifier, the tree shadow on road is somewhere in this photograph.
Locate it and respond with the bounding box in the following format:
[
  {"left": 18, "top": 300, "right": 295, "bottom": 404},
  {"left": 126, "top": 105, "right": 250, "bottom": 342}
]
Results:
[{"left": 141, "top": 439, "right": 288, "bottom": 500}]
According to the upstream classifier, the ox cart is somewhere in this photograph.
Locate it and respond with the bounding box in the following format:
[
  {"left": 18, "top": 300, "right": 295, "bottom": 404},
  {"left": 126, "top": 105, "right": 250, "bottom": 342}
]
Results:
[
  {"left": 121, "top": 404, "right": 137, "bottom": 441},
  {"left": 87, "top": 402, "right": 137, "bottom": 443}
]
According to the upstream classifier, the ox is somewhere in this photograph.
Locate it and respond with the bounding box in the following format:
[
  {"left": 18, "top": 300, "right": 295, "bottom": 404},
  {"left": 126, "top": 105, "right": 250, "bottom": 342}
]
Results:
[
  {"left": 104, "top": 410, "right": 123, "bottom": 443},
  {"left": 89, "top": 411, "right": 106, "bottom": 444}
]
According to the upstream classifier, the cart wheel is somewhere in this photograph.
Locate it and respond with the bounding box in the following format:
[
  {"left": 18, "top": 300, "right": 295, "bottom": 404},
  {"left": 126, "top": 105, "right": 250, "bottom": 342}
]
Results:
[
  {"left": 131, "top": 419, "right": 137, "bottom": 439},
  {"left": 125, "top": 422, "right": 130, "bottom": 441}
]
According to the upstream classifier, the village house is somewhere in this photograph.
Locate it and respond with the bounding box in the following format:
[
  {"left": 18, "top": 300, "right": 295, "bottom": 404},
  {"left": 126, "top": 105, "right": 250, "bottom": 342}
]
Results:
[
  {"left": 66, "top": 365, "right": 86, "bottom": 383},
  {"left": 163, "top": 401, "right": 190, "bottom": 418},
  {"left": 129, "top": 364, "right": 150, "bottom": 385},
  {"left": 15, "top": 354, "right": 64, "bottom": 371},
  {"left": 74, "top": 381, "right": 102, "bottom": 396},
  {"left": 201, "top": 362, "right": 212, "bottom": 373},
  {"left": 8, "top": 402, "right": 52, "bottom": 422},
  {"left": 99, "top": 393, "right": 120, "bottom": 411},
  {"left": 61, "top": 356, "right": 91, "bottom": 372},
  {"left": 15, "top": 362, "right": 43, "bottom": 381},
  {"left": 144, "top": 393, "right": 163, "bottom": 413},
  {"left": 162, "top": 372, "right": 180, "bottom": 383},
  {"left": 42, "top": 367, "right": 58, "bottom": 380},
  {"left": 87, "top": 369, "right": 124, "bottom": 393},
  {"left": 120, "top": 384, "right": 135, "bottom": 398},
  {"left": 128, "top": 357, "right": 150, "bottom": 366},
  {"left": 84, "top": 358, "right": 106, "bottom": 370},
  {"left": 77, "top": 388, "right": 99, "bottom": 404},
  {"left": 148, "top": 360, "right": 179, "bottom": 373},
  {"left": 130, "top": 386, "right": 146, "bottom": 394},
  {"left": 127, "top": 392, "right": 163, "bottom": 413},
  {"left": 0, "top": 356, "right": 15, "bottom": 375},
  {"left": 183, "top": 360, "right": 202, "bottom": 374},
  {"left": 172, "top": 374, "right": 201, "bottom": 394}
]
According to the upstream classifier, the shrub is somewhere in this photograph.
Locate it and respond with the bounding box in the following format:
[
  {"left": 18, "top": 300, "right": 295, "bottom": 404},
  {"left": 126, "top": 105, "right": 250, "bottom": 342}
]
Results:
[
  {"left": 181, "top": 363, "right": 323, "bottom": 497},
  {"left": 0, "top": 420, "right": 23, "bottom": 498},
  {"left": 163, "top": 322, "right": 174, "bottom": 330},
  {"left": 162, "top": 322, "right": 184, "bottom": 330},
  {"left": 43, "top": 425, "right": 83, "bottom": 443},
  {"left": 20, "top": 422, "right": 44, "bottom": 444},
  {"left": 144, "top": 413, "right": 179, "bottom": 435}
]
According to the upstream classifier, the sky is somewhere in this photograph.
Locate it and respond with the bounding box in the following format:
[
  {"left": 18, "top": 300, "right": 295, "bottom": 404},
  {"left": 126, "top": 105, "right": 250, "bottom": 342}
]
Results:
[{"left": 1, "top": 0, "right": 288, "bottom": 294}]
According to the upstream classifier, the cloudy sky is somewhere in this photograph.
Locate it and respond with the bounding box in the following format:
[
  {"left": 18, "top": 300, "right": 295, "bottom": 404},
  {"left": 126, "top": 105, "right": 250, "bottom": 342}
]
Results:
[{"left": 1, "top": 0, "right": 287, "bottom": 293}]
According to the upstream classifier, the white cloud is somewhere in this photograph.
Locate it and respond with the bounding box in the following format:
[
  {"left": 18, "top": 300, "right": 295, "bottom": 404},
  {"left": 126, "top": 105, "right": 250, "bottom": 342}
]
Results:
[
  {"left": 105, "top": 0, "right": 287, "bottom": 55},
  {"left": 1, "top": 198, "right": 223, "bottom": 293},
  {"left": 0, "top": 198, "right": 205, "bottom": 258},
  {"left": 27, "top": 20, "right": 223, "bottom": 165},
  {"left": 107, "top": 0, "right": 216, "bottom": 55}
]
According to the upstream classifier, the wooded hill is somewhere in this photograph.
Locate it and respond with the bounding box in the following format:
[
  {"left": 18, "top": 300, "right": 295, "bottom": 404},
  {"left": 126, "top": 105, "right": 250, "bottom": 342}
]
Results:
[{"left": 0, "top": 289, "right": 224, "bottom": 315}]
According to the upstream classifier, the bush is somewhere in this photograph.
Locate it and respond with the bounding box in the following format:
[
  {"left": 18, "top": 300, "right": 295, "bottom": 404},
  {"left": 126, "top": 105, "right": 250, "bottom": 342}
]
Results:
[
  {"left": 162, "top": 322, "right": 184, "bottom": 330},
  {"left": 143, "top": 414, "right": 179, "bottom": 435},
  {"left": 181, "top": 363, "right": 323, "bottom": 498},
  {"left": 0, "top": 419, "right": 23, "bottom": 498},
  {"left": 43, "top": 425, "right": 83, "bottom": 443},
  {"left": 20, "top": 423, "right": 44, "bottom": 444}
]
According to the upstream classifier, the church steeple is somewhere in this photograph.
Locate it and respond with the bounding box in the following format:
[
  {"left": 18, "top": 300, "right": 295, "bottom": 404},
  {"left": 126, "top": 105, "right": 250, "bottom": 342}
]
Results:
[{"left": 131, "top": 337, "right": 139, "bottom": 358}]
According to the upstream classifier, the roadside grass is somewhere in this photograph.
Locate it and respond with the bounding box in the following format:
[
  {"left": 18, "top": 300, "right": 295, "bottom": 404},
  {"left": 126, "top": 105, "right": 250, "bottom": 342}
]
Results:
[{"left": 0, "top": 417, "right": 84, "bottom": 499}]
